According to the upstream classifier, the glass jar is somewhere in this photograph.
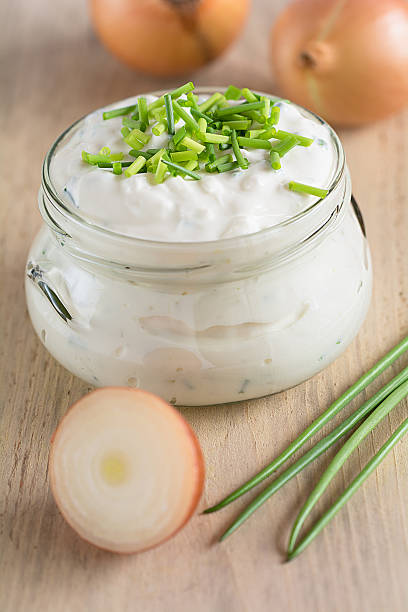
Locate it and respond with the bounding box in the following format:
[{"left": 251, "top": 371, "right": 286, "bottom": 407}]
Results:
[{"left": 25, "top": 90, "right": 372, "bottom": 406}]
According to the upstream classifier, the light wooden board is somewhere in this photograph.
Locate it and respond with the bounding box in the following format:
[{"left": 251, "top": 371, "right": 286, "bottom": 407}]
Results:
[{"left": 1, "top": 1, "right": 407, "bottom": 610}]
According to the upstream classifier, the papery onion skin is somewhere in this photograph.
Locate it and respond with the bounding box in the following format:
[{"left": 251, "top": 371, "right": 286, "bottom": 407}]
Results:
[
  {"left": 90, "top": 0, "right": 250, "bottom": 77},
  {"left": 270, "top": 0, "right": 408, "bottom": 126},
  {"left": 49, "top": 387, "right": 205, "bottom": 554}
]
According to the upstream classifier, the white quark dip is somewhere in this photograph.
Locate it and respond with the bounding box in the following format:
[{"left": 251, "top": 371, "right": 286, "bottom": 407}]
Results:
[
  {"left": 26, "top": 89, "right": 372, "bottom": 405},
  {"left": 51, "top": 95, "right": 336, "bottom": 241}
]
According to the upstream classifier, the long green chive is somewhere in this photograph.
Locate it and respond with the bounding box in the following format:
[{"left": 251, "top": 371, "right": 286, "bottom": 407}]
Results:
[
  {"left": 198, "top": 92, "right": 223, "bottom": 113},
  {"left": 231, "top": 130, "right": 249, "bottom": 169},
  {"left": 124, "top": 156, "right": 146, "bottom": 177},
  {"left": 270, "top": 135, "right": 298, "bottom": 157},
  {"left": 138, "top": 97, "right": 149, "bottom": 130},
  {"left": 103, "top": 104, "right": 136, "bottom": 120},
  {"left": 97, "top": 160, "right": 133, "bottom": 169},
  {"left": 270, "top": 151, "right": 281, "bottom": 170},
  {"left": 170, "top": 150, "right": 198, "bottom": 162},
  {"left": 237, "top": 137, "right": 272, "bottom": 149},
  {"left": 210, "top": 366, "right": 408, "bottom": 540},
  {"left": 172, "top": 99, "right": 200, "bottom": 132},
  {"left": 289, "top": 181, "right": 329, "bottom": 198},
  {"left": 274, "top": 129, "right": 313, "bottom": 147},
  {"left": 288, "top": 379, "right": 408, "bottom": 556},
  {"left": 206, "top": 154, "right": 233, "bottom": 171},
  {"left": 288, "top": 412, "right": 408, "bottom": 560},
  {"left": 222, "top": 120, "right": 251, "bottom": 131},
  {"left": 164, "top": 94, "right": 175, "bottom": 135},
  {"left": 215, "top": 101, "right": 265, "bottom": 118},
  {"left": 242, "top": 87, "right": 258, "bottom": 103},
  {"left": 225, "top": 85, "right": 242, "bottom": 100},
  {"left": 200, "top": 132, "right": 230, "bottom": 144},
  {"left": 217, "top": 161, "right": 239, "bottom": 173},
  {"left": 162, "top": 159, "right": 201, "bottom": 180},
  {"left": 180, "top": 136, "right": 205, "bottom": 154},
  {"left": 205, "top": 336, "right": 408, "bottom": 515}
]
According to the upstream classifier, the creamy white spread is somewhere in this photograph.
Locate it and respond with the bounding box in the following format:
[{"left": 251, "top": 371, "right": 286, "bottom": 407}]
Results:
[{"left": 51, "top": 94, "right": 336, "bottom": 242}]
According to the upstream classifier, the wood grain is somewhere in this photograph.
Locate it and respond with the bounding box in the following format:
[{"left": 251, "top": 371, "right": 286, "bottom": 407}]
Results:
[{"left": 1, "top": 1, "right": 407, "bottom": 610}]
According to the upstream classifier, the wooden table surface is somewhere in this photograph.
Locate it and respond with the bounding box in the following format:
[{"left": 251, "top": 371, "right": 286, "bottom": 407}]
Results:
[{"left": 1, "top": 1, "right": 408, "bottom": 610}]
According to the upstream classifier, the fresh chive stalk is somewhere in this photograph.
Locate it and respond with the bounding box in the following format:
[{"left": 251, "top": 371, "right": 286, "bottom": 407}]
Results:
[
  {"left": 124, "top": 156, "right": 146, "bottom": 177},
  {"left": 113, "top": 162, "right": 123, "bottom": 174},
  {"left": 237, "top": 137, "right": 272, "bottom": 149},
  {"left": 270, "top": 135, "right": 298, "bottom": 157},
  {"left": 138, "top": 97, "right": 149, "bottom": 130},
  {"left": 148, "top": 82, "right": 194, "bottom": 111},
  {"left": 152, "top": 121, "right": 167, "bottom": 136},
  {"left": 180, "top": 136, "right": 205, "bottom": 153},
  {"left": 225, "top": 85, "right": 242, "bottom": 100},
  {"left": 218, "top": 161, "right": 239, "bottom": 173},
  {"left": 164, "top": 94, "right": 175, "bottom": 135},
  {"left": 162, "top": 159, "right": 201, "bottom": 180},
  {"left": 190, "top": 108, "right": 213, "bottom": 122},
  {"left": 231, "top": 130, "right": 249, "bottom": 169},
  {"left": 184, "top": 159, "right": 198, "bottom": 172},
  {"left": 172, "top": 99, "right": 200, "bottom": 132},
  {"left": 173, "top": 126, "right": 187, "bottom": 146},
  {"left": 274, "top": 130, "right": 313, "bottom": 147},
  {"left": 200, "top": 132, "right": 230, "bottom": 144},
  {"left": 97, "top": 161, "right": 133, "bottom": 169},
  {"left": 198, "top": 92, "right": 224, "bottom": 113},
  {"left": 270, "top": 151, "right": 281, "bottom": 170},
  {"left": 124, "top": 128, "right": 151, "bottom": 148},
  {"left": 215, "top": 101, "right": 265, "bottom": 118},
  {"left": 103, "top": 104, "right": 136, "bottom": 120},
  {"left": 288, "top": 181, "right": 329, "bottom": 198},
  {"left": 242, "top": 87, "right": 258, "bottom": 103},
  {"left": 222, "top": 120, "right": 251, "bottom": 130},
  {"left": 206, "top": 154, "right": 233, "bottom": 171},
  {"left": 170, "top": 150, "right": 198, "bottom": 162}
]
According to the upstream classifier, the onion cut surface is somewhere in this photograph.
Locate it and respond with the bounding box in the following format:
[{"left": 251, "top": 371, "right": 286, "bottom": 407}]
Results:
[{"left": 49, "top": 388, "right": 204, "bottom": 553}]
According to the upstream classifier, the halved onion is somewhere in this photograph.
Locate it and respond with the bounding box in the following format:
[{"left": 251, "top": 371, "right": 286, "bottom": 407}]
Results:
[{"left": 49, "top": 388, "right": 204, "bottom": 553}]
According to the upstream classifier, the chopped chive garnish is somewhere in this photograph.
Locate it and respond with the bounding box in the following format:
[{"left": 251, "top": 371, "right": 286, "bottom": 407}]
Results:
[
  {"left": 97, "top": 161, "right": 133, "bottom": 169},
  {"left": 82, "top": 151, "right": 110, "bottom": 165},
  {"left": 124, "top": 156, "right": 146, "bottom": 177},
  {"left": 109, "top": 152, "right": 124, "bottom": 161},
  {"left": 180, "top": 136, "right": 205, "bottom": 154},
  {"left": 269, "top": 105, "right": 280, "bottom": 125},
  {"left": 237, "top": 137, "right": 272, "bottom": 149},
  {"left": 257, "top": 127, "right": 276, "bottom": 140},
  {"left": 198, "top": 92, "right": 224, "bottom": 113},
  {"left": 162, "top": 159, "right": 201, "bottom": 180},
  {"left": 190, "top": 108, "right": 213, "bottom": 123},
  {"left": 270, "top": 135, "right": 298, "bottom": 157},
  {"left": 222, "top": 120, "right": 251, "bottom": 130},
  {"left": 172, "top": 99, "right": 200, "bottom": 132},
  {"left": 121, "top": 126, "right": 130, "bottom": 139},
  {"left": 147, "top": 148, "right": 167, "bottom": 172},
  {"left": 217, "top": 161, "right": 239, "bottom": 173},
  {"left": 170, "top": 150, "right": 198, "bottom": 162},
  {"left": 274, "top": 130, "right": 314, "bottom": 147},
  {"left": 246, "top": 129, "right": 265, "bottom": 138},
  {"left": 231, "top": 130, "right": 249, "bottom": 170},
  {"left": 225, "top": 85, "right": 242, "bottom": 100},
  {"left": 198, "top": 117, "right": 207, "bottom": 133},
  {"left": 147, "top": 82, "right": 195, "bottom": 112},
  {"left": 242, "top": 87, "right": 258, "bottom": 103},
  {"left": 200, "top": 132, "right": 230, "bottom": 144},
  {"left": 103, "top": 104, "right": 136, "bottom": 120},
  {"left": 288, "top": 182, "right": 329, "bottom": 198},
  {"left": 124, "top": 128, "right": 150, "bottom": 148},
  {"left": 113, "top": 162, "right": 123, "bottom": 174},
  {"left": 164, "top": 94, "right": 175, "bottom": 135},
  {"left": 206, "top": 143, "right": 217, "bottom": 163},
  {"left": 215, "top": 101, "right": 265, "bottom": 118},
  {"left": 137, "top": 97, "right": 149, "bottom": 130},
  {"left": 184, "top": 159, "right": 199, "bottom": 172},
  {"left": 270, "top": 151, "right": 281, "bottom": 170},
  {"left": 129, "top": 149, "right": 158, "bottom": 159},
  {"left": 261, "top": 96, "right": 270, "bottom": 120},
  {"left": 206, "top": 154, "right": 233, "bottom": 171},
  {"left": 187, "top": 92, "right": 199, "bottom": 110},
  {"left": 152, "top": 121, "right": 167, "bottom": 136},
  {"left": 154, "top": 153, "right": 167, "bottom": 184},
  {"left": 173, "top": 125, "right": 187, "bottom": 146}
]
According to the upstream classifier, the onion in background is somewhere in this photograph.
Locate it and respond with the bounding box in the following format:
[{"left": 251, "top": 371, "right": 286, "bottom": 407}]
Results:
[
  {"left": 90, "top": 0, "right": 250, "bottom": 77},
  {"left": 270, "top": 0, "right": 408, "bottom": 126}
]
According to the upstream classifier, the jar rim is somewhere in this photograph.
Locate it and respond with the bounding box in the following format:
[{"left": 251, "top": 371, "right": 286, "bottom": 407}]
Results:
[{"left": 41, "top": 87, "right": 345, "bottom": 249}]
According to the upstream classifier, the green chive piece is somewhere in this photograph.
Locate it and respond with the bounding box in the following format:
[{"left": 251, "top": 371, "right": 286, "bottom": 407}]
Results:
[
  {"left": 172, "top": 99, "right": 200, "bottom": 132},
  {"left": 81, "top": 151, "right": 110, "bottom": 165},
  {"left": 206, "top": 143, "right": 217, "bottom": 163},
  {"left": 130, "top": 108, "right": 140, "bottom": 121},
  {"left": 225, "top": 113, "right": 248, "bottom": 121},
  {"left": 270, "top": 135, "right": 298, "bottom": 157},
  {"left": 215, "top": 101, "right": 265, "bottom": 118},
  {"left": 246, "top": 129, "right": 265, "bottom": 138},
  {"left": 261, "top": 96, "right": 270, "bottom": 120},
  {"left": 129, "top": 149, "right": 158, "bottom": 159},
  {"left": 124, "top": 128, "right": 151, "bottom": 148},
  {"left": 200, "top": 132, "right": 230, "bottom": 144},
  {"left": 198, "top": 92, "right": 223, "bottom": 113},
  {"left": 288, "top": 410, "right": 408, "bottom": 560},
  {"left": 187, "top": 92, "right": 199, "bottom": 110},
  {"left": 217, "top": 161, "right": 239, "bottom": 173},
  {"left": 170, "top": 150, "right": 198, "bottom": 162},
  {"left": 147, "top": 148, "right": 167, "bottom": 172},
  {"left": 137, "top": 96, "right": 149, "bottom": 130},
  {"left": 109, "top": 152, "right": 124, "bottom": 161},
  {"left": 180, "top": 136, "right": 205, "bottom": 154},
  {"left": 164, "top": 94, "right": 175, "bottom": 135},
  {"left": 269, "top": 105, "right": 280, "bottom": 125},
  {"left": 98, "top": 146, "right": 110, "bottom": 156},
  {"left": 184, "top": 159, "right": 199, "bottom": 172},
  {"left": 225, "top": 85, "right": 242, "bottom": 100},
  {"left": 173, "top": 126, "right": 187, "bottom": 146},
  {"left": 270, "top": 151, "right": 281, "bottom": 170},
  {"left": 198, "top": 117, "right": 207, "bottom": 133},
  {"left": 154, "top": 153, "right": 167, "bottom": 184},
  {"left": 288, "top": 378, "right": 408, "bottom": 555},
  {"left": 97, "top": 161, "right": 133, "bottom": 169},
  {"left": 222, "top": 120, "right": 251, "bottom": 131},
  {"left": 206, "top": 154, "right": 233, "bottom": 171},
  {"left": 124, "top": 156, "right": 146, "bottom": 177},
  {"left": 231, "top": 130, "right": 249, "bottom": 170},
  {"left": 274, "top": 129, "right": 314, "bottom": 147},
  {"left": 190, "top": 108, "right": 213, "bottom": 123},
  {"left": 103, "top": 104, "right": 137, "bottom": 120},
  {"left": 257, "top": 127, "right": 277, "bottom": 140},
  {"left": 204, "top": 336, "right": 408, "bottom": 516},
  {"left": 288, "top": 181, "right": 329, "bottom": 198},
  {"left": 241, "top": 87, "right": 258, "bottom": 103},
  {"left": 112, "top": 161, "right": 123, "bottom": 175},
  {"left": 148, "top": 82, "right": 195, "bottom": 111},
  {"left": 237, "top": 137, "right": 272, "bottom": 149},
  {"left": 162, "top": 159, "right": 201, "bottom": 180},
  {"left": 121, "top": 127, "right": 131, "bottom": 139},
  {"left": 213, "top": 367, "right": 408, "bottom": 541},
  {"left": 152, "top": 121, "right": 167, "bottom": 136}
]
